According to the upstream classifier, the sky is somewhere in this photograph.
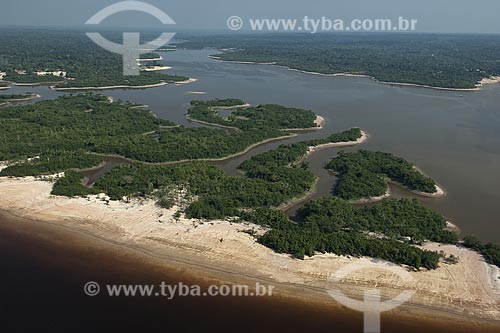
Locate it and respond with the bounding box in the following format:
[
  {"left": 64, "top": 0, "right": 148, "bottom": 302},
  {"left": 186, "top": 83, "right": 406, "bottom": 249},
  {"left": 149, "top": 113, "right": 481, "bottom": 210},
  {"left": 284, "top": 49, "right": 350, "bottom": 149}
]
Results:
[{"left": 1, "top": 0, "right": 500, "bottom": 33}]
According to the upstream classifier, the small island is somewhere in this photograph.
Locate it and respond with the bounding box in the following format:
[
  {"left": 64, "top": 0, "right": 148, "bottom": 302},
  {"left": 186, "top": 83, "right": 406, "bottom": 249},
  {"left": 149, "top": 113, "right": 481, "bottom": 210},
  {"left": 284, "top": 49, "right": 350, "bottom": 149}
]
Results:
[{"left": 326, "top": 150, "right": 443, "bottom": 201}]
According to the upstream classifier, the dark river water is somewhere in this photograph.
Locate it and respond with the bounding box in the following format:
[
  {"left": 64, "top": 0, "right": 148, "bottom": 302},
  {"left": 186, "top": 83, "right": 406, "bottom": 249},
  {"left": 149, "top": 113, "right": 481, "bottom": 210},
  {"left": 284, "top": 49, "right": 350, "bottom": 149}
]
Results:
[
  {"left": 2, "top": 48, "right": 500, "bottom": 332},
  {"left": 2, "top": 212, "right": 497, "bottom": 333}
]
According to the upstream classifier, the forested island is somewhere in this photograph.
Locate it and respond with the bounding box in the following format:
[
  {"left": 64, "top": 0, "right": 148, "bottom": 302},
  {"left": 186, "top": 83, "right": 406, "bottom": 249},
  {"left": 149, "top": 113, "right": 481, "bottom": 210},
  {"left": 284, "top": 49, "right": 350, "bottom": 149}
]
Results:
[
  {"left": 0, "top": 29, "right": 188, "bottom": 89},
  {"left": 188, "top": 99, "right": 318, "bottom": 130},
  {"left": 181, "top": 33, "right": 500, "bottom": 89},
  {"left": 327, "top": 150, "right": 438, "bottom": 200}
]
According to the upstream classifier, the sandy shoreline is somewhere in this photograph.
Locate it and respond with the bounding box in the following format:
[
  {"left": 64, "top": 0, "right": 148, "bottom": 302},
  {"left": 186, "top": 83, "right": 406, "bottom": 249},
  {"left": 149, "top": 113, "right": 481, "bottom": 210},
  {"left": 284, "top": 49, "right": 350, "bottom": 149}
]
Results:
[
  {"left": 0, "top": 93, "right": 41, "bottom": 104},
  {"left": 352, "top": 189, "right": 392, "bottom": 204},
  {"left": 49, "top": 78, "right": 197, "bottom": 91},
  {"left": 0, "top": 176, "right": 498, "bottom": 328},
  {"left": 305, "top": 129, "right": 369, "bottom": 157},
  {"left": 141, "top": 65, "right": 172, "bottom": 72},
  {"left": 51, "top": 82, "right": 170, "bottom": 91},
  {"left": 175, "top": 78, "right": 199, "bottom": 85}
]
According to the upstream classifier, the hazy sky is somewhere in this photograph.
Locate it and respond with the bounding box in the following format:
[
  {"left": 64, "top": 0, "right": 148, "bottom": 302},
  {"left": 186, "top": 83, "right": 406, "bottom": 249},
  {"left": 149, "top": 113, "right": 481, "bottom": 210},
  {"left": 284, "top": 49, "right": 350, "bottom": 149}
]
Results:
[{"left": 1, "top": 0, "right": 500, "bottom": 33}]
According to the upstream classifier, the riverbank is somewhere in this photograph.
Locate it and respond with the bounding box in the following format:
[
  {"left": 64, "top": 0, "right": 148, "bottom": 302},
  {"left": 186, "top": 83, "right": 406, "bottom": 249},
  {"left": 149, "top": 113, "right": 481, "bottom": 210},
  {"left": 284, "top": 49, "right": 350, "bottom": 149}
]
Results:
[
  {"left": 50, "top": 82, "right": 171, "bottom": 91},
  {"left": 50, "top": 78, "right": 198, "bottom": 91},
  {"left": 351, "top": 189, "right": 392, "bottom": 204},
  {"left": 175, "top": 78, "right": 199, "bottom": 85},
  {"left": 0, "top": 93, "right": 41, "bottom": 105},
  {"left": 305, "top": 129, "right": 369, "bottom": 157},
  {"left": 0, "top": 176, "right": 498, "bottom": 330},
  {"left": 141, "top": 66, "right": 171, "bottom": 72},
  {"left": 12, "top": 81, "right": 64, "bottom": 86}
]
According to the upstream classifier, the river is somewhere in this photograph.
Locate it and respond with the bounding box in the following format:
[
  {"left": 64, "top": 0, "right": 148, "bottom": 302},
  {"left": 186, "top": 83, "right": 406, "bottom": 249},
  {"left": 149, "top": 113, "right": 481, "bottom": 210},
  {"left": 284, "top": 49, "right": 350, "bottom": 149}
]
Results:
[
  {"left": 3, "top": 47, "right": 500, "bottom": 332},
  {"left": 4, "top": 48, "right": 500, "bottom": 242}
]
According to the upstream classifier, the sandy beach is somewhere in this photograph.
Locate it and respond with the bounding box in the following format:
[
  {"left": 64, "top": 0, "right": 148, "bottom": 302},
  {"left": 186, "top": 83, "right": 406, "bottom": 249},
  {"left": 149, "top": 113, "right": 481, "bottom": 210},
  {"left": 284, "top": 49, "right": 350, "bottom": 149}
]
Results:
[
  {"left": 305, "top": 130, "right": 369, "bottom": 157},
  {"left": 351, "top": 189, "right": 392, "bottom": 204},
  {"left": 137, "top": 57, "right": 163, "bottom": 62},
  {"left": 141, "top": 66, "right": 172, "bottom": 72},
  {"left": 0, "top": 176, "right": 498, "bottom": 328},
  {"left": 0, "top": 93, "right": 41, "bottom": 104},
  {"left": 175, "top": 78, "right": 199, "bottom": 85},
  {"left": 285, "top": 115, "right": 326, "bottom": 132},
  {"left": 51, "top": 82, "right": 170, "bottom": 91}
]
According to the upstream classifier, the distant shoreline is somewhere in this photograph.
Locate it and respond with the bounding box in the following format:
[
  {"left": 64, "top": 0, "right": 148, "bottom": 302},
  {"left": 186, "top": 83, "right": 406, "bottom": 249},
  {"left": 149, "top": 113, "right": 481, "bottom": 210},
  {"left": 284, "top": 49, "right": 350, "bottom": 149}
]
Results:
[{"left": 209, "top": 54, "right": 499, "bottom": 92}]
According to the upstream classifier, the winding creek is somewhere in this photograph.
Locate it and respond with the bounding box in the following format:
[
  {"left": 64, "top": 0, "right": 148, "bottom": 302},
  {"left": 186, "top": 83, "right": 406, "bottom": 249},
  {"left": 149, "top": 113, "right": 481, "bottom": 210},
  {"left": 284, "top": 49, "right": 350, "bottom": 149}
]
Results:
[{"left": 2, "top": 48, "right": 500, "bottom": 243}]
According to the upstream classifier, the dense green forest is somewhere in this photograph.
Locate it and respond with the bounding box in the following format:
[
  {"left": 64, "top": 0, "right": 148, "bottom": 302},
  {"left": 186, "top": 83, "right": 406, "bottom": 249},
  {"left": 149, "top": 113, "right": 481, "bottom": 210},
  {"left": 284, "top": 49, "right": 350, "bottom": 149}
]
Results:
[
  {"left": 188, "top": 100, "right": 317, "bottom": 130},
  {"left": 48, "top": 155, "right": 456, "bottom": 269},
  {"left": 181, "top": 33, "right": 500, "bottom": 89},
  {"left": 3, "top": 73, "right": 64, "bottom": 84},
  {"left": 327, "top": 150, "right": 437, "bottom": 200},
  {"left": 0, "top": 94, "right": 35, "bottom": 102},
  {"left": 0, "top": 29, "right": 187, "bottom": 88},
  {"left": 241, "top": 197, "right": 457, "bottom": 269},
  {"left": 239, "top": 128, "right": 362, "bottom": 186},
  {"left": 1, "top": 92, "right": 497, "bottom": 270},
  {"left": 0, "top": 95, "right": 325, "bottom": 171},
  {"left": 49, "top": 128, "right": 362, "bottom": 219},
  {"left": 0, "top": 151, "right": 103, "bottom": 177},
  {"left": 50, "top": 161, "right": 313, "bottom": 219}
]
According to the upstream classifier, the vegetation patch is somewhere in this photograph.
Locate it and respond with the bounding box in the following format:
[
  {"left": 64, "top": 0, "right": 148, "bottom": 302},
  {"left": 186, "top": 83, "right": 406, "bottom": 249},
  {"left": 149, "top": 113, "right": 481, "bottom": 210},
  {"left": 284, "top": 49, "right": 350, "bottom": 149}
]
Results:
[{"left": 327, "top": 150, "right": 437, "bottom": 200}]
